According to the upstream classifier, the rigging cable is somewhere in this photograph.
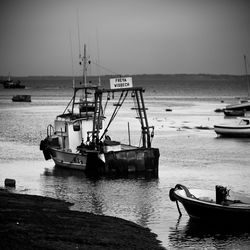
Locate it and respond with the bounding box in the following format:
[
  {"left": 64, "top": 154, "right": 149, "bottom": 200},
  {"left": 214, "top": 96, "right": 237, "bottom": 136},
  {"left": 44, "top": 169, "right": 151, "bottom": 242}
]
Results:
[
  {"left": 91, "top": 61, "right": 121, "bottom": 76},
  {"left": 132, "top": 92, "right": 142, "bottom": 126},
  {"left": 132, "top": 92, "right": 144, "bottom": 146},
  {"left": 100, "top": 91, "right": 128, "bottom": 141}
]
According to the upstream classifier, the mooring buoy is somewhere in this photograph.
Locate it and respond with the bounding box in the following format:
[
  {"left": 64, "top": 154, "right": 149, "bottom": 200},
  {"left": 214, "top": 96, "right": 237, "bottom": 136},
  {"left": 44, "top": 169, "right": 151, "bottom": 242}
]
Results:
[{"left": 4, "top": 178, "right": 16, "bottom": 188}]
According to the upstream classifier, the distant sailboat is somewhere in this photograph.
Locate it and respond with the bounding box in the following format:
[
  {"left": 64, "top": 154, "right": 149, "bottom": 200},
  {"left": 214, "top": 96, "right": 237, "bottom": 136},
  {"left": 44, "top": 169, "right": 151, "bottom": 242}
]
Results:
[
  {"left": 223, "top": 55, "right": 250, "bottom": 116},
  {"left": 238, "top": 54, "right": 250, "bottom": 101},
  {"left": 0, "top": 73, "right": 25, "bottom": 89},
  {"left": 243, "top": 54, "right": 250, "bottom": 100}
]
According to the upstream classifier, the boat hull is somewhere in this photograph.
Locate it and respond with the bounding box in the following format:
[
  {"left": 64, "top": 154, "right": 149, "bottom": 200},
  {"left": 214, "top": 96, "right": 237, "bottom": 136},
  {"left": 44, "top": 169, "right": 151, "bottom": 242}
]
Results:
[
  {"left": 104, "top": 147, "right": 159, "bottom": 175},
  {"left": 170, "top": 185, "right": 250, "bottom": 224},
  {"left": 46, "top": 146, "right": 159, "bottom": 176},
  {"left": 3, "top": 80, "right": 25, "bottom": 89},
  {"left": 49, "top": 148, "right": 88, "bottom": 171},
  {"left": 223, "top": 109, "right": 245, "bottom": 117},
  {"left": 12, "top": 95, "right": 31, "bottom": 102},
  {"left": 214, "top": 125, "right": 250, "bottom": 137},
  {"left": 176, "top": 192, "right": 250, "bottom": 222}
]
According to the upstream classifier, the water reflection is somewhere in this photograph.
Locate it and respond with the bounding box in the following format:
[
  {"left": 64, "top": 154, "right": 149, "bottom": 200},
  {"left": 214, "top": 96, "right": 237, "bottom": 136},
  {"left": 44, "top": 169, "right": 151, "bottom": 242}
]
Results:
[
  {"left": 42, "top": 167, "right": 105, "bottom": 214},
  {"left": 44, "top": 166, "right": 87, "bottom": 179},
  {"left": 133, "top": 180, "right": 159, "bottom": 227},
  {"left": 41, "top": 166, "right": 160, "bottom": 227},
  {"left": 169, "top": 218, "right": 250, "bottom": 249}
]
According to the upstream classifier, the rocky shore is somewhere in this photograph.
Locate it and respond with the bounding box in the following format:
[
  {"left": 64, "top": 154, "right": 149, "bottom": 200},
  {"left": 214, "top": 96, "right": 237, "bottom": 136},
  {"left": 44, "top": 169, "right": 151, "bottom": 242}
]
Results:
[{"left": 0, "top": 189, "right": 165, "bottom": 250}]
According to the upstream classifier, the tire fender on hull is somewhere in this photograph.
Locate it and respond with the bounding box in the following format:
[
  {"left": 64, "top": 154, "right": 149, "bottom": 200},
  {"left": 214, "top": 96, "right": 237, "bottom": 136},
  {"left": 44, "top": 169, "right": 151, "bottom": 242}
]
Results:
[{"left": 40, "top": 139, "right": 51, "bottom": 160}]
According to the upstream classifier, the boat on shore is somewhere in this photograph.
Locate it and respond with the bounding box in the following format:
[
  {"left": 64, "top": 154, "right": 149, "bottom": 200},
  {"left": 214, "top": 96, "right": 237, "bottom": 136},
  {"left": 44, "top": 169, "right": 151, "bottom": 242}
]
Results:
[
  {"left": 40, "top": 45, "right": 159, "bottom": 177},
  {"left": 12, "top": 95, "right": 31, "bottom": 102},
  {"left": 169, "top": 184, "right": 250, "bottom": 224},
  {"left": 214, "top": 118, "right": 250, "bottom": 137}
]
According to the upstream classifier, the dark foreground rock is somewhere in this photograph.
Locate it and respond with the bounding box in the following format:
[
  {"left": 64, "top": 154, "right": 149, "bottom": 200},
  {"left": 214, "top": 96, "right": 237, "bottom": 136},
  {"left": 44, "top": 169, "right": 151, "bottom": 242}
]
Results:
[{"left": 0, "top": 189, "right": 165, "bottom": 250}]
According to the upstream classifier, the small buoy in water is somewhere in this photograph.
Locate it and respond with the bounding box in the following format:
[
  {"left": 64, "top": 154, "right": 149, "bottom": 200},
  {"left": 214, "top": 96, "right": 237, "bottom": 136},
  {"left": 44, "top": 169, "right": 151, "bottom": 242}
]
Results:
[
  {"left": 4, "top": 178, "right": 16, "bottom": 188},
  {"left": 165, "top": 108, "right": 172, "bottom": 112},
  {"left": 221, "top": 100, "right": 224, "bottom": 103}
]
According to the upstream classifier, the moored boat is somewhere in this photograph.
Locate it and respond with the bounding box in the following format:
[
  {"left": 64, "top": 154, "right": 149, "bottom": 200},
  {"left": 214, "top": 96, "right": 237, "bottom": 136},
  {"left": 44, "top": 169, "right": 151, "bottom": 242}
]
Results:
[
  {"left": 12, "top": 95, "right": 31, "bottom": 102},
  {"left": 0, "top": 74, "right": 25, "bottom": 89},
  {"left": 214, "top": 118, "right": 250, "bottom": 137},
  {"left": 223, "top": 109, "right": 245, "bottom": 117},
  {"left": 3, "top": 80, "right": 25, "bottom": 89},
  {"left": 223, "top": 55, "right": 250, "bottom": 116},
  {"left": 169, "top": 184, "right": 250, "bottom": 224},
  {"left": 223, "top": 101, "right": 250, "bottom": 117},
  {"left": 40, "top": 85, "right": 159, "bottom": 176},
  {"left": 40, "top": 44, "right": 159, "bottom": 176}
]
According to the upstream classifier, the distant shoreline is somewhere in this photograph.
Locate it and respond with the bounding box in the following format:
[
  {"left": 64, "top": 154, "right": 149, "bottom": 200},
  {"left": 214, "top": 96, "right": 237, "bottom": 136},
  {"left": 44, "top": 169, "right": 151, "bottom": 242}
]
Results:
[
  {"left": 0, "top": 74, "right": 248, "bottom": 98},
  {"left": 0, "top": 73, "right": 246, "bottom": 79}
]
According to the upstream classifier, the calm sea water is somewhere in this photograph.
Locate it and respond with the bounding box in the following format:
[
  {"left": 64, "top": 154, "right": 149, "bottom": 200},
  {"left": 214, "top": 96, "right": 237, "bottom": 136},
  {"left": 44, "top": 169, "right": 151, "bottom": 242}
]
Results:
[{"left": 1, "top": 75, "right": 250, "bottom": 249}]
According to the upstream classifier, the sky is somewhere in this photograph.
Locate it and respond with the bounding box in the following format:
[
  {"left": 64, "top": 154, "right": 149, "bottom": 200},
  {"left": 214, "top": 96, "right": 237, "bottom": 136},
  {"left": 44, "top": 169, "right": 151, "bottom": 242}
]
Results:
[{"left": 0, "top": 0, "right": 250, "bottom": 76}]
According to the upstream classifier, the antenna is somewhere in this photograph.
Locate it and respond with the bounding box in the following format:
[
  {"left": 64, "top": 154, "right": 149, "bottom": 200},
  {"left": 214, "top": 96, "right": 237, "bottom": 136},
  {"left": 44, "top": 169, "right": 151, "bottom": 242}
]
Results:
[
  {"left": 83, "top": 43, "right": 87, "bottom": 86},
  {"left": 77, "top": 10, "right": 87, "bottom": 86},
  {"left": 69, "top": 30, "right": 75, "bottom": 89},
  {"left": 96, "top": 29, "right": 101, "bottom": 86},
  {"left": 77, "top": 9, "right": 81, "bottom": 60}
]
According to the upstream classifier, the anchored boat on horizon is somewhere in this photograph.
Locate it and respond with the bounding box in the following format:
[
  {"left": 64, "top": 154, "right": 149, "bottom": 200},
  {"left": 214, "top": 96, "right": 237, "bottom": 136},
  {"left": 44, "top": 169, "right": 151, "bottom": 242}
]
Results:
[
  {"left": 0, "top": 73, "right": 25, "bottom": 89},
  {"left": 223, "top": 55, "right": 250, "bottom": 117}
]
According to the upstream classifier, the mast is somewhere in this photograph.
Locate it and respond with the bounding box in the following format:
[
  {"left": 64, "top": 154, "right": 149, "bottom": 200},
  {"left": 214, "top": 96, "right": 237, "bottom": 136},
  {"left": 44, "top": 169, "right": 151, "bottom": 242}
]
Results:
[
  {"left": 77, "top": 12, "right": 87, "bottom": 87},
  {"left": 83, "top": 44, "right": 87, "bottom": 87},
  {"left": 69, "top": 30, "right": 75, "bottom": 89},
  {"left": 244, "top": 55, "right": 250, "bottom": 97},
  {"left": 79, "top": 43, "right": 88, "bottom": 87},
  {"left": 96, "top": 29, "right": 101, "bottom": 86}
]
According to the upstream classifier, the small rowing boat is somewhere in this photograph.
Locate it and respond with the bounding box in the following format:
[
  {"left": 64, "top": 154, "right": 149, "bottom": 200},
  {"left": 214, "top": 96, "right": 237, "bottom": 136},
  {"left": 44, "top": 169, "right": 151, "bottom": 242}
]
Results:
[{"left": 169, "top": 184, "right": 250, "bottom": 224}]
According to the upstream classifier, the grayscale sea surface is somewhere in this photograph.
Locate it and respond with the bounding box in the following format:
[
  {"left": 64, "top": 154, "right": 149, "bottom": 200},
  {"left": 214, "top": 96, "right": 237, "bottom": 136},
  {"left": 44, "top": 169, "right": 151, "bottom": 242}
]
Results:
[{"left": 1, "top": 75, "right": 250, "bottom": 249}]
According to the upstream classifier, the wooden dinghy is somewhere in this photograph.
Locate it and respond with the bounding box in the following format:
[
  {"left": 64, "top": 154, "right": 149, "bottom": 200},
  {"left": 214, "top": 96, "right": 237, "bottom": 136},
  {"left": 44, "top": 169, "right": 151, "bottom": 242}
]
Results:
[{"left": 169, "top": 184, "right": 250, "bottom": 224}]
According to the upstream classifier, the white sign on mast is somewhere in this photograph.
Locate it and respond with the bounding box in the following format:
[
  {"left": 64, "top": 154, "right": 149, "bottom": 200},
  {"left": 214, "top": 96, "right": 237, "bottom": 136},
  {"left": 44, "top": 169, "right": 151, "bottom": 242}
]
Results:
[{"left": 110, "top": 77, "right": 133, "bottom": 89}]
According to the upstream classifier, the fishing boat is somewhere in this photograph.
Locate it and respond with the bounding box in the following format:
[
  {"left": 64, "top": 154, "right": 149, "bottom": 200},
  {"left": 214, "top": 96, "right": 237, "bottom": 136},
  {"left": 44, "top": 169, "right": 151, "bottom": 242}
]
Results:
[
  {"left": 40, "top": 45, "right": 159, "bottom": 176},
  {"left": 0, "top": 73, "right": 25, "bottom": 89},
  {"left": 169, "top": 184, "right": 250, "bottom": 224},
  {"left": 214, "top": 118, "right": 250, "bottom": 137},
  {"left": 12, "top": 95, "right": 31, "bottom": 102}
]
